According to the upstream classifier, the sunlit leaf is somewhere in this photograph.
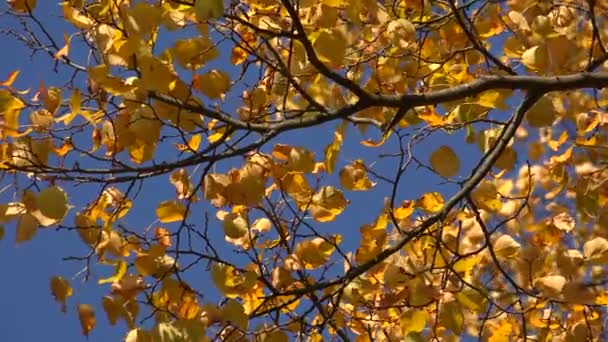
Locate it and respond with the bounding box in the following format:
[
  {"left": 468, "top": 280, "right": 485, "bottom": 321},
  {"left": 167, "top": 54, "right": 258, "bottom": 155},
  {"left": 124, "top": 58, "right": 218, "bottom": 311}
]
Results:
[
  {"left": 416, "top": 192, "right": 444, "bottom": 213},
  {"left": 339, "top": 160, "right": 375, "bottom": 191},
  {"left": 156, "top": 200, "right": 187, "bottom": 223},
  {"left": 98, "top": 260, "right": 128, "bottom": 284},
  {"left": 583, "top": 237, "right": 608, "bottom": 263}
]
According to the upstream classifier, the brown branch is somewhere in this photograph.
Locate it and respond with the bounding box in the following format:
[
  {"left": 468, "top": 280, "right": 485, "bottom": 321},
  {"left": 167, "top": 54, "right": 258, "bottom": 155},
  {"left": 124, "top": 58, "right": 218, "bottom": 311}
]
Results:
[{"left": 276, "top": 92, "right": 542, "bottom": 297}]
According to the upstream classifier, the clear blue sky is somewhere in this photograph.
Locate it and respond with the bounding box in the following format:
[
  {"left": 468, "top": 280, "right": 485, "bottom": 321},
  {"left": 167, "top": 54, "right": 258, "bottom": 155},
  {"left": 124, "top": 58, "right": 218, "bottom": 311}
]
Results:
[{"left": 0, "top": 2, "right": 489, "bottom": 341}]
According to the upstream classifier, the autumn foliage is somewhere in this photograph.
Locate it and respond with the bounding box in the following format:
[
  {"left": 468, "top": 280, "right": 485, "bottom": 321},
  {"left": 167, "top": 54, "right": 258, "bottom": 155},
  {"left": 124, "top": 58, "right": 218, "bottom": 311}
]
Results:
[{"left": 4, "top": 0, "right": 608, "bottom": 340}]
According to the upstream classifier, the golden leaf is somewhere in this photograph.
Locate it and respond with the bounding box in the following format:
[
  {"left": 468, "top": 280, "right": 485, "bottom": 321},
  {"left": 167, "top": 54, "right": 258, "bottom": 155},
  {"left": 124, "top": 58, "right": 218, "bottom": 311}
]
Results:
[
  {"left": 77, "top": 304, "right": 96, "bottom": 337},
  {"left": 290, "top": 236, "right": 340, "bottom": 269},
  {"left": 400, "top": 309, "right": 428, "bottom": 334},
  {"left": 36, "top": 186, "right": 69, "bottom": 224},
  {"left": 7, "top": 0, "right": 36, "bottom": 13},
  {"left": 221, "top": 299, "right": 248, "bottom": 331},
  {"left": 493, "top": 235, "right": 520, "bottom": 258},
  {"left": 313, "top": 29, "right": 347, "bottom": 67},
  {"left": 416, "top": 192, "right": 444, "bottom": 213},
  {"left": 195, "top": 69, "right": 230, "bottom": 100},
  {"left": 50, "top": 276, "right": 72, "bottom": 313},
  {"left": 16, "top": 213, "right": 38, "bottom": 244},
  {"left": 156, "top": 200, "right": 187, "bottom": 223},
  {"left": 194, "top": 0, "right": 224, "bottom": 21},
  {"left": 310, "top": 186, "right": 348, "bottom": 222},
  {"left": 339, "top": 160, "right": 375, "bottom": 191},
  {"left": 471, "top": 181, "right": 502, "bottom": 212},
  {"left": 98, "top": 260, "right": 128, "bottom": 285},
  {"left": 429, "top": 145, "right": 460, "bottom": 178},
  {"left": 324, "top": 122, "right": 346, "bottom": 174},
  {"left": 439, "top": 301, "right": 464, "bottom": 335},
  {"left": 526, "top": 95, "right": 555, "bottom": 127}
]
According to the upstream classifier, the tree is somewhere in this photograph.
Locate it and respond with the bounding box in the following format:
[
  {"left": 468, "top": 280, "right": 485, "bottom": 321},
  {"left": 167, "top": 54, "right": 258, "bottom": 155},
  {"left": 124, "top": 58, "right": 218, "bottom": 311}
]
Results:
[{"left": 2, "top": 0, "right": 608, "bottom": 340}]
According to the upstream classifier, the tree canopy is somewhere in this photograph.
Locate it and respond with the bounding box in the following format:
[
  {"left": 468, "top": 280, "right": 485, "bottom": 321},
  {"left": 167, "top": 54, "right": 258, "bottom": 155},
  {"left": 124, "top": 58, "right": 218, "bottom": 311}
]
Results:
[{"left": 3, "top": 0, "right": 608, "bottom": 340}]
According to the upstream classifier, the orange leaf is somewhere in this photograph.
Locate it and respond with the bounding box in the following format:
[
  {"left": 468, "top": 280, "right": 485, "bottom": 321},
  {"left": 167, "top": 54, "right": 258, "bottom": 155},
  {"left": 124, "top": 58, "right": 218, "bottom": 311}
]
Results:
[
  {"left": 54, "top": 33, "right": 71, "bottom": 60},
  {"left": 77, "top": 304, "right": 96, "bottom": 337},
  {"left": 0, "top": 70, "right": 20, "bottom": 87}
]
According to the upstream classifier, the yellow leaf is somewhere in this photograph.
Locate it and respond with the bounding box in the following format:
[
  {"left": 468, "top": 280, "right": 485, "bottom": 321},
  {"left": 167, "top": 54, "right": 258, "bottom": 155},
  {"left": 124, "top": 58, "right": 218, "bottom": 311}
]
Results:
[
  {"left": 37, "top": 186, "right": 69, "bottom": 223},
  {"left": 195, "top": 69, "right": 230, "bottom": 100},
  {"left": 313, "top": 29, "right": 347, "bottom": 67},
  {"left": 42, "top": 86, "right": 61, "bottom": 114},
  {"left": 273, "top": 145, "right": 315, "bottom": 173},
  {"left": 62, "top": 2, "right": 94, "bottom": 29},
  {"left": 231, "top": 46, "right": 248, "bottom": 65},
  {"left": 7, "top": 0, "right": 36, "bottom": 12},
  {"left": 137, "top": 55, "right": 178, "bottom": 93},
  {"left": 219, "top": 211, "right": 248, "bottom": 239},
  {"left": 471, "top": 181, "right": 502, "bottom": 212},
  {"left": 439, "top": 301, "right": 464, "bottom": 335},
  {"left": 0, "top": 70, "right": 20, "bottom": 87},
  {"left": 493, "top": 235, "right": 520, "bottom": 258},
  {"left": 324, "top": 122, "right": 346, "bottom": 174},
  {"left": 291, "top": 236, "right": 339, "bottom": 269},
  {"left": 393, "top": 200, "right": 415, "bottom": 220},
  {"left": 204, "top": 173, "right": 230, "bottom": 207},
  {"left": 156, "top": 200, "right": 186, "bottom": 223},
  {"left": 176, "top": 134, "right": 202, "bottom": 152},
  {"left": 207, "top": 125, "right": 231, "bottom": 143},
  {"left": 221, "top": 299, "right": 248, "bottom": 331},
  {"left": 98, "top": 260, "right": 128, "bottom": 284},
  {"left": 124, "top": 2, "right": 162, "bottom": 37},
  {"left": 54, "top": 33, "right": 71, "bottom": 60},
  {"left": 102, "top": 296, "right": 128, "bottom": 326},
  {"left": 416, "top": 192, "right": 444, "bottom": 213},
  {"left": 310, "top": 186, "right": 348, "bottom": 222},
  {"left": 494, "top": 147, "right": 516, "bottom": 171},
  {"left": 16, "top": 213, "right": 38, "bottom": 244},
  {"left": 194, "top": 0, "right": 224, "bottom": 21},
  {"left": 400, "top": 310, "right": 428, "bottom": 334},
  {"left": 489, "top": 320, "right": 513, "bottom": 342},
  {"left": 279, "top": 172, "right": 313, "bottom": 205},
  {"left": 456, "top": 288, "right": 487, "bottom": 313},
  {"left": 87, "top": 65, "right": 136, "bottom": 95},
  {"left": 595, "top": 291, "right": 608, "bottom": 305},
  {"left": 339, "top": 160, "right": 375, "bottom": 191},
  {"left": 453, "top": 254, "right": 482, "bottom": 273},
  {"left": 521, "top": 45, "right": 548, "bottom": 72},
  {"left": 50, "top": 276, "right": 72, "bottom": 313},
  {"left": 526, "top": 95, "right": 555, "bottom": 127},
  {"left": 172, "top": 37, "right": 219, "bottom": 70},
  {"left": 170, "top": 169, "right": 195, "bottom": 200},
  {"left": 548, "top": 131, "right": 568, "bottom": 151},
  {"left": 429, "top": 145, "right": 460, "bottom": 178},
  {"left": 134, "top": 245, "right": 176, "bottom": 278},
  {"left": 77, "top": 304, "right": 96, "bottom": 337},
  {"left": 361, "top": 129, "right": 391, "bottom": 147},
  {"left": 211, "top": 263, "right": 257, "bottom": 297}
]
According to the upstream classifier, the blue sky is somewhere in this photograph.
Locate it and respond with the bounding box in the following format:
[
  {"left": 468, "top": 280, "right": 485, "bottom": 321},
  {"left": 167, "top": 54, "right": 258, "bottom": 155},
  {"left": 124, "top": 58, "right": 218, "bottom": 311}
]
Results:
[{"left": 0, "top": 1, "right": 503, "bottom": 341}]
